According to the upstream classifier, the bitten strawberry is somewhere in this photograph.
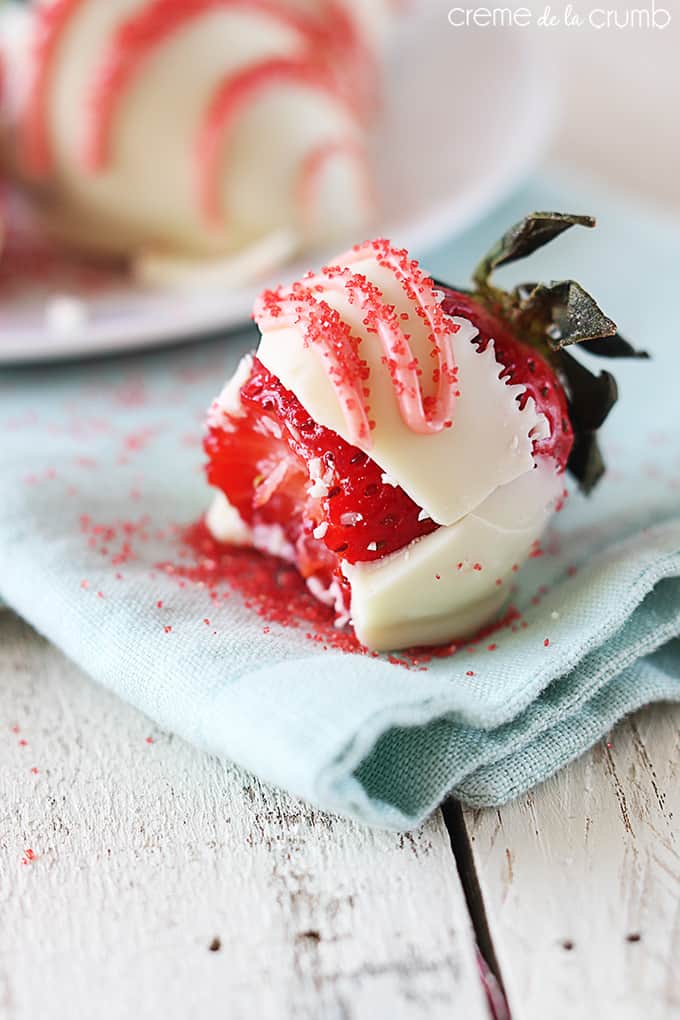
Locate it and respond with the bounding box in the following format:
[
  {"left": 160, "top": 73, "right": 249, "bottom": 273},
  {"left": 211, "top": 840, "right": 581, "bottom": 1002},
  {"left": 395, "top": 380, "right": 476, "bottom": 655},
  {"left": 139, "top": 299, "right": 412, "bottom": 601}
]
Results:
[{"left": 203, "top": 213, "right": 646, "bottom": 651}]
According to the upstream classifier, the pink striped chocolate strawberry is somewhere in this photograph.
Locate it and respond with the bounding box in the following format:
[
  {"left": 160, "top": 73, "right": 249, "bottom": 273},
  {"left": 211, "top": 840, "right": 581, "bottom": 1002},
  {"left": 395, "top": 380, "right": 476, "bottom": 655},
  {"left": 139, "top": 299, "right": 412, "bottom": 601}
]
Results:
[{"left": 204, "top": 214, "right": 645, "bottom": 650}]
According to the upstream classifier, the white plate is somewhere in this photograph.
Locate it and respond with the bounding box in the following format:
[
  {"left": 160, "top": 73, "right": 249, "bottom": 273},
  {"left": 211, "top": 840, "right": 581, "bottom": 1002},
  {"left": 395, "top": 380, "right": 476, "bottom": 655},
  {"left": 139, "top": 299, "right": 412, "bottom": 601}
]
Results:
[{"left": 0, "top": 5, "right": 555, "bottom": 364}]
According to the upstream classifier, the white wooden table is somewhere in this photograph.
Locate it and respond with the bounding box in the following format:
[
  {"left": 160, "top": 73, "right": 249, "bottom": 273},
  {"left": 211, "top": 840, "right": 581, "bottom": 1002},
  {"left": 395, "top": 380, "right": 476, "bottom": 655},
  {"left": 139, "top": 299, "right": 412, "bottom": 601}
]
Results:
[{"left": 1, "top": 609, "right": 678, "bottom": 1019}]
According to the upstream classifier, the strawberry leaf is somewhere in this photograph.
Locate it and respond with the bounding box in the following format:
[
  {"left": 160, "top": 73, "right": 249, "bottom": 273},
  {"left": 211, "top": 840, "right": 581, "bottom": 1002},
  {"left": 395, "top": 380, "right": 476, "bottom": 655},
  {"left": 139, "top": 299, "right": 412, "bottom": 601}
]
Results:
[
  {"left": 580, "top": 333, "right": 650, "bottom": 359},
  {"left": 568, "top": 432, "right": 607, "bottom": 494},
  {"left": 519, "top": 280, "right": 618, "bottom": 349},
  {"left": 555, "top": 350, "right": 619, "bottom": 492},
  {"left": 473, "top": 212, "right": 596, "bottom": 288},
  {"left": 556, "top": 351, "right": 618, "bottom": 431}
]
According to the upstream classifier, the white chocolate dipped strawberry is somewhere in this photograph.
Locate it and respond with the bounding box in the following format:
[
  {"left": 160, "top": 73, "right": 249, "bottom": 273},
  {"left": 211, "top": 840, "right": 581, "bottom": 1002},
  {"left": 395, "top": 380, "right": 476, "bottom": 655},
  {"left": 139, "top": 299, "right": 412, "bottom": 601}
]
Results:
[
  {"left": 203, "top": 215, "right": 645, "bottom": 651},
  {"left": 0, "top": 0, "right": 391, "bottom": 279}
]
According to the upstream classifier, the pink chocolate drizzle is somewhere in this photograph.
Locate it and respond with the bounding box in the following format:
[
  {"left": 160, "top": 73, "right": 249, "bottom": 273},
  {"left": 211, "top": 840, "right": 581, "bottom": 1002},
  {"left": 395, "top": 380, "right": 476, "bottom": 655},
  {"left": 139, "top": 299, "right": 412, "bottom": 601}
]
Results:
[
  {"left": 254, "top": 239, "right": 461, "bottom": 445},
  {"left": 196, "top": 56, "right": 349, "bottom": 227},
  {"left": 22, "top": 0, "right": 86, "bottom": 175},
  {"left": 22, "top": 0, "right": 373, "bottom": 229},
  {"left": 82, "top": 0, "right": 340, "bottom": 171}
]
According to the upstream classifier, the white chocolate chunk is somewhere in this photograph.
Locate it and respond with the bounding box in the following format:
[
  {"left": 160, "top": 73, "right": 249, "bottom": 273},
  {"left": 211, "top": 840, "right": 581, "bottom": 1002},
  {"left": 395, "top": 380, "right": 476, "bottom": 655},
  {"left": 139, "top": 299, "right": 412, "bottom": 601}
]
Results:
[
  {"left": 45, "top": 295, "right": 88, "bottom": 335},
  {"left": 205, "top": 491, "right": 251, "bottom": 546},
  {"left": 209, "top": 353, "right": 254, "bottom": 425}
]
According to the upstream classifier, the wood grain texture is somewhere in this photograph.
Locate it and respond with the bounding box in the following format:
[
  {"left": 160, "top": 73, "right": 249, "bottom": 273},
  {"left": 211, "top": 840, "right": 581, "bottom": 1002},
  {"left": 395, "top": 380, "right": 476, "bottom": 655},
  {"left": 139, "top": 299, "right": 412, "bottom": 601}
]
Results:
[
  {"left": 465, "top": 704, "right": 680, "bottom": 1020},
  {"left": 0, "top": 612, "right": 489, "bottom": 1020}
]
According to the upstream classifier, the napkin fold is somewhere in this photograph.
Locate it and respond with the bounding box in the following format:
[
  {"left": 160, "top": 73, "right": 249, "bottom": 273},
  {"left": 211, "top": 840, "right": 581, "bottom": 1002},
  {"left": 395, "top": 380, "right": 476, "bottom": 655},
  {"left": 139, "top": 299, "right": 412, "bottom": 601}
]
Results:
[{"left": 1, "top": 177, "right": 679, "bottom": 830}]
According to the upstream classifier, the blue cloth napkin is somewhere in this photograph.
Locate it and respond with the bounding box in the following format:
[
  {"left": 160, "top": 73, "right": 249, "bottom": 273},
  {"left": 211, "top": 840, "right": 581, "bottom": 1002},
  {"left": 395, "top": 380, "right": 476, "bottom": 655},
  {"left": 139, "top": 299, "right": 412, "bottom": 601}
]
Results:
[{"left": 1, "top": 176, "right": 679, "bottom": 830}]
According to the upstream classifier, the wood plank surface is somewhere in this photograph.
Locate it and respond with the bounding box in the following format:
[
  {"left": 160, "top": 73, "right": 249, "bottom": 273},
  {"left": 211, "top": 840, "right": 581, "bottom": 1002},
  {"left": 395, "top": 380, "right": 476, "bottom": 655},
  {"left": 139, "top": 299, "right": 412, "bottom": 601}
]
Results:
[
  {"left": 0, "top": 612, "right": 489, "bottom": 1020},
  {"left": 464, "top": 704, "right": 680, "bottom": 1020}
]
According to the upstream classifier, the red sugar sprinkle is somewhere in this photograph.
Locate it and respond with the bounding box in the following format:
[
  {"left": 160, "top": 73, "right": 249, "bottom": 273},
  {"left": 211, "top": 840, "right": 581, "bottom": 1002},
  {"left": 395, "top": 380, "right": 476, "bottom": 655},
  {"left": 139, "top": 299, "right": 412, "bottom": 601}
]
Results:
[
  {"left": 79, "top": 511, "right": 528, "bottom": 672},
  {"left": 80, "top": 579, "right": 90, "bottom": 590},
  {"left": 544, "top": 638, "right": 550, "bottom": 647},
  {"left": 157, "top": 521, "right": 368, "bottom": 658},
  {"left": 10, "top": 724, "right": 20, "bottom": 734},
  {"left": 30, "top": 767, "right": 39, "bottom": 775},
  {"left": 466, "top": 670, "right": 475, "bottom": 676},
  {"left": 487, "top": 643, "right": 497, "bottom": 652},
  {"left": 21, "top": 848, "right": 37, "bottom": 865},
  {"left": 473, "top": 563, "right": 483, "bottom": 572},
  {"left": 97, "top": 591, "right": 105, "bottom": 599},
  {"left": 18, "top": 739, "right": 28, "bottom": 747},
  {"left": 495, "top": 578, "right": 502, "bottom": 587},
  {"left": 145, "top": 736, "right": 154, "bottom": 744},
  {"left": 203, "top": 618, "right": 211, "bottom": 625},
  {"left": 435, "top": 573, "right": 441, "bottom": 581}
]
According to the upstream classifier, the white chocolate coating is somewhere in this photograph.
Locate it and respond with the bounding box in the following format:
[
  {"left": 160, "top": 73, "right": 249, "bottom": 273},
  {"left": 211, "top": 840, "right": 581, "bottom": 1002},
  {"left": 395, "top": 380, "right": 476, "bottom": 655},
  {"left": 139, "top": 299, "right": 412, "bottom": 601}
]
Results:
[
  {"left": 342, "top": 459, "right": 560, "bottom": 651},
  {"left": 256, "top": 249, "right": 548, "bottom": 527}
]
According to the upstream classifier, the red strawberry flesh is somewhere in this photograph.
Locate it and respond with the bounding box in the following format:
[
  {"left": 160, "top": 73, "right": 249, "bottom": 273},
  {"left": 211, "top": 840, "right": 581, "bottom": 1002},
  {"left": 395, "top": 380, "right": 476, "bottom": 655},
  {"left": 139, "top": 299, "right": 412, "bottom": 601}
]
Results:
[{"left": 205, "top": 357, "right": 438, "bottom": 590}]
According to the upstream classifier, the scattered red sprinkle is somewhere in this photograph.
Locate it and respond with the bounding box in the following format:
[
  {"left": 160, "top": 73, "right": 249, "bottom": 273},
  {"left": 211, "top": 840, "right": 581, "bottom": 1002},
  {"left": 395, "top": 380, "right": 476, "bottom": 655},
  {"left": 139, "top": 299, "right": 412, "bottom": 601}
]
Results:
[
  {"left": 18, "top": 739, "right": 28, "bottom": 747},
  {"left": 606, "top": 741, "right": 613, "bottom": 750},
  {"left": 10, "top": 724, "right": 20, "bottom": 734},
  {"left": 435, "top": 573, "right": 441, "bottom": 581},
  {"left": 544, "top": 638, "right": 550, "bottom": 648},
  {"left": 145, "top": 736, "right": 154, "bottom": 744},
  {"left": 77, "top": 510, "right": 530, "bottom": 673},
  {"left": 495, "top": 578, "right": 502, "bottom": 587},
  {"left": 203, "top": 618, "right": 211, "bottom": 625},
  {"left": 487, "top": 643, "right": 497, "bottom": 652},
  {"left": 466, "top": 670, "right": 475, "bottom": 676},
  {"left": 30, "top": 767, "right": 39, "bottom": 775},
  {"left": 97, "top": 591, "right": 105, "bottom": 599},
  {"left": 473, "top": 563, "right": 483, "bottom": 572},
  {"left": 21, "top": 848, "right": 37, "bottom": 865},
  {"left": 80, "top": 579, "right": 90, "bottom": 590}
]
